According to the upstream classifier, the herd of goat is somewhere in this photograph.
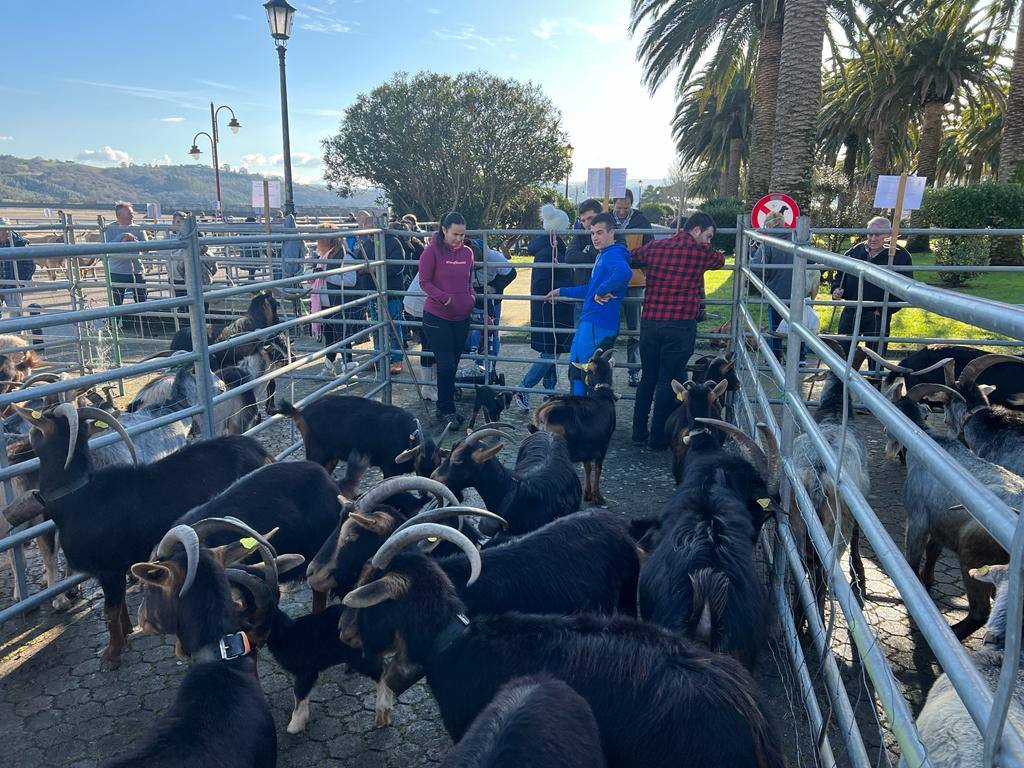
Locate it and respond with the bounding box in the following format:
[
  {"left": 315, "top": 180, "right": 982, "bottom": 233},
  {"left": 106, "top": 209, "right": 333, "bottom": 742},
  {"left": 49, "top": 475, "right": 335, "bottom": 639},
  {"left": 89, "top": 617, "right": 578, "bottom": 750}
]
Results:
[{"left": 1, "top": 293, "right": 1023, "bottom": 766}]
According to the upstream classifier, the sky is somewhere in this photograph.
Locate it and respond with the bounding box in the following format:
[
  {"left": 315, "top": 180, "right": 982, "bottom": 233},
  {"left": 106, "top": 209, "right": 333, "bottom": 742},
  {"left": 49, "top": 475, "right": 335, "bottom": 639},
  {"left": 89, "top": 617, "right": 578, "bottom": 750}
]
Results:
[{"left": 0, "top": 0, "right": 679, "bottom": 188}]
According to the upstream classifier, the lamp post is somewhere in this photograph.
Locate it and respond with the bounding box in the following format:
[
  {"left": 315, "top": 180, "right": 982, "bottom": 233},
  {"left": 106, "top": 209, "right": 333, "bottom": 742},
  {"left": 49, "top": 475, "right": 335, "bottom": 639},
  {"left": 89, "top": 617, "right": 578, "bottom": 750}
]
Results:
[
  {"left": 638, "top": 180, "right": 644, "bottom": 205},
  {"left": 187, "top": 104, "right": 240, "bottom": 219},
  {"left": 264, "top": 0, "right": 297, "bottom": 216},
  {"left": 564, "top": 142, "right": 574, "bottom": 199}
]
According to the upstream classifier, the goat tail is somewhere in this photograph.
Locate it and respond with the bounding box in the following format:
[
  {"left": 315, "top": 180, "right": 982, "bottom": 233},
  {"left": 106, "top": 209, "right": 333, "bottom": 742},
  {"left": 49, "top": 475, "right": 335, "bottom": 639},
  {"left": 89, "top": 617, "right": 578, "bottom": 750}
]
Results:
[
  {"left": 689, "top": 568, "right": 730, "bottom": 646},
  {"left": 276, "top": 400, "right": 311, "bottom": 447}
]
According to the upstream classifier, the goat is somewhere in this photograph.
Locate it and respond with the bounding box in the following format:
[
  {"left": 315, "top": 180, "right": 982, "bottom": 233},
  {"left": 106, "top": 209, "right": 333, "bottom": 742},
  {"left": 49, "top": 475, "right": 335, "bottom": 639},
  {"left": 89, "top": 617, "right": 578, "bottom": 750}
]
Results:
[
  {"left": 339, "top": 523, "right": 784, "bottom": 768},
  {"left": 884, "top": 385, "right": 1022, "bottom": 639},
  {"left": 1, "top": 404, "right": 273, "bottom": 663},
  {"left": 884, "top": 345, "right": 1024, "bottom": 410},
  {"left": 639, "top": 419, "right": 778, "bottom": 668},
  {"left": 690, "top": 350, "right": 739, "bottom": 391},
  {"left": 0, "top": 334, "right": 39, "bottom": 409},
  {"left": 469, "top": 373, "right": 513, "bottom": 429},
  {"left": 106, "top": 518, "right": 278, "bottom": 768},
  {"left": 431, "top": 428, "right": 581, "bottom": 537},
  {"left": 277, "top": 395, "right": 445, "bottom": 482},
  {"left": 908, "top": 563, "right": 1024, "bottom": 768},
  {"left": 529, "top": 347, "right": 617, "bottom": 505},
  {"left": 917, "top": 354, "right": 1024, "bottom": 477},
  {"left": 790, "top": 345, "right": 871, "bottom": 627},
  {"left": 174, "top": 460, "right": 352, "bottom": 612},
  {"left": 441, "top": 675, "right": 605, "bottom": 768},
  {"left": 663, "top": 379, "right": 728, "bottom": 485}
]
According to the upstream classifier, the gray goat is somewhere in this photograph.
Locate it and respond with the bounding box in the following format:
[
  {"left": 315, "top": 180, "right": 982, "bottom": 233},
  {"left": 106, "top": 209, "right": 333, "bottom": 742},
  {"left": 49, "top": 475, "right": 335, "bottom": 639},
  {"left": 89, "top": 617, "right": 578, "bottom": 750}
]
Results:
[{"left": 908, "top": 563, "right": 1024, "bottom": 768}]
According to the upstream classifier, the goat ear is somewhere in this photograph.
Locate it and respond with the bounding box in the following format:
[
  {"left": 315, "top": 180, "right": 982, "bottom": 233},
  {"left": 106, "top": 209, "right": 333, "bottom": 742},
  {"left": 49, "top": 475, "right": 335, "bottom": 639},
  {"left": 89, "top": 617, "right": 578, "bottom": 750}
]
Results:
[
  {"left": 711, "top": 379, "right": 729, "bottom": 401},
  {"left": 131, "top": 562, "right": 178, "bottom": 590},
  {"left": 229, "top": 586, "right": 249, "bottom": 613},
  {"left": 472, "top": 443, "right": 503, "bottom": 463},
  {"left": 671, "top": 379, "right": 687, "bottom": 401},
  {"left": 275, "top": 554, "right": 305, "bottom": 573},
  {"left": 351, "top": 511, "right": 395, "bottom": 535},
  {"left": 970, "top": 564, "right": 1008, "bottom": 585},
  {"left": 395, "top": 444, "right": 422, "bottom": 463},
  {"left": 342, "top": 573, "right": 409, "bottom": 608},
  {"left": 978, "top": 384, "right": 997, "bottom": 398}
]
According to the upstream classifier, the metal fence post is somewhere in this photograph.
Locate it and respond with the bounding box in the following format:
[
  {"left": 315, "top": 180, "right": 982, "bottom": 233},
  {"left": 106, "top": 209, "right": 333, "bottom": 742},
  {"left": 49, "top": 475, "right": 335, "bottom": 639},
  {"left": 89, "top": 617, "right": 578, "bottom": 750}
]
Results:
[
  {"left": 61, "top": 212, "right": 89, "bottom": 375},
  {"left": 729, "top": 213, "right": 746, "bottom": 353},
  {"left": 184, "top": 214, "right": 218, "bottom": 437},
  {"left": 376, "top": 229, "right": 392, "bottom": 404},
  {"left": 96, "top": 214, "right": 125, "bottom": 396}
]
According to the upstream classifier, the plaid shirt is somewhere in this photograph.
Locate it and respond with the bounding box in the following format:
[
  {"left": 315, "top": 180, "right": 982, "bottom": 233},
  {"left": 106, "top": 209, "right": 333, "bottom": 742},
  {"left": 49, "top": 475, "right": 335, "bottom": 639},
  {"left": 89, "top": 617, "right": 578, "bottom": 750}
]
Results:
[{"left": 630, "top": 231, "right": 725, "bottom": 321}]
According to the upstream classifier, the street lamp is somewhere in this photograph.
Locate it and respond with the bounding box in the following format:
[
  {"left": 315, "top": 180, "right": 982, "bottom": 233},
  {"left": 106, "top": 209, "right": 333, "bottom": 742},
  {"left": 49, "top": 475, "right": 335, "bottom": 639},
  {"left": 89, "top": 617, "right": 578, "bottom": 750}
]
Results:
[
  {"left": 264, "top": 0, "right": 297, "bottom": 216},
  {"left": 187, "top": 104, "right": 241, "bottom": 219},
  {"left": 638, "top": 180, "right": 644, "bottom": 205},
  {"left": 564, "top": 142, "right": 574, "bottom": 199}
]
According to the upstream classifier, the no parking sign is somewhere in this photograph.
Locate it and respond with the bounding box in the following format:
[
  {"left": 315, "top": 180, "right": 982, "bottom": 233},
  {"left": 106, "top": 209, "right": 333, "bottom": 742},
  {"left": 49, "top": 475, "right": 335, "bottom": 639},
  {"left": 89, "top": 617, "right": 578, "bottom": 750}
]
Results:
[{"left": 751, "top": 193, "right": 800, "bottom": 228}]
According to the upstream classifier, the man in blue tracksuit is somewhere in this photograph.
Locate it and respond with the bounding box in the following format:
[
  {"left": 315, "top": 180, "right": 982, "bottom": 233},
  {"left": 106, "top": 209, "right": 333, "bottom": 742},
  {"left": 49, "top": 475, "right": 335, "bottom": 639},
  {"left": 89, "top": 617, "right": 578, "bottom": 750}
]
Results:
[{"left": 545, "top": 212, "right": 632, "bottom": 395}]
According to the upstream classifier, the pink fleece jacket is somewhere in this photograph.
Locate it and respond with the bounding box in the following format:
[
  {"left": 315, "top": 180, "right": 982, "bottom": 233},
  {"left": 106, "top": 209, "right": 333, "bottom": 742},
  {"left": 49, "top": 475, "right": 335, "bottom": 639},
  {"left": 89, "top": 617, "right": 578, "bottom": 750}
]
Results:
[{"left": 418, "top": 233, "right": 476, "bottom": 320}]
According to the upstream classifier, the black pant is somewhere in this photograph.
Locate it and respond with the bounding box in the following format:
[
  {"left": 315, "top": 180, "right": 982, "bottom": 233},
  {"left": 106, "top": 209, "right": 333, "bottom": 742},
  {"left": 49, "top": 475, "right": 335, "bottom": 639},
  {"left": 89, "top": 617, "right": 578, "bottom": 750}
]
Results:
[
  {"left": 325, "top": 289, "right": 366, "bottom": 364},
  {"left": 422, "top": 310, "right": 470, "bottom": 415},
  {"left": 173, "top": 280, "right": 209, "bottom": 320},
  {"left": 838, "top": 305, "right": 893, "bottom": 355},
  {"left": 633, "top": 318, "right": 696, "bottom": 448},
  {"left": 111, "top": 272, "right": 147, "bottom": 305}
]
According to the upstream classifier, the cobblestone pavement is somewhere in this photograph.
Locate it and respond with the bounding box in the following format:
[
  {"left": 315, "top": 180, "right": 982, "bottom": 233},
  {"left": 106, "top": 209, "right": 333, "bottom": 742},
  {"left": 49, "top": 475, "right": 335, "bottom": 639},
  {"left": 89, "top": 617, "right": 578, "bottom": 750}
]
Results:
[{"left": 0, "top": 337, "right": 980, "bottom": 767}]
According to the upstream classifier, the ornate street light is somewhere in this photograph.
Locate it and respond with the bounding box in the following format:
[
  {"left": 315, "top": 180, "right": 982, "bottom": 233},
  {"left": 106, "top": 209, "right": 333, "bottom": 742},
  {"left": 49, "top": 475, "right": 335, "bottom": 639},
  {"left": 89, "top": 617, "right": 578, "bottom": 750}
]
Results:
[
  {"left": 264, "top": 0, "right": 297, "bottom": 215},
  {"left": 565, "top": 142, "right": 574, "bottom": 199}
]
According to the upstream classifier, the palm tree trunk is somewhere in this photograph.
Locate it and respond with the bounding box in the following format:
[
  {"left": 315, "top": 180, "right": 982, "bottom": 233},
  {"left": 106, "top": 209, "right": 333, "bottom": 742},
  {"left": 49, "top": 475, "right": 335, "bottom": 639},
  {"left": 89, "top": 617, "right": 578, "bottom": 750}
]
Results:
[
  {"left": 907, "top": 100, "right": 945, "bottom": 252},
  {"left": 745, "top": 14, "right": 784, "bottom": 207},
  {"left": 843, "top": 132, "right": 860, "bottom": 186},
  {"left": 768, "top": 0, "right": 827, "bottom": 203},
  {"left": 723, "top": 138, "right": 744, "bottom": 198},
  {"left": 998, "top": 0, "right": 1024, "bottom": 183},
  {"left": 868, "top": 127, "right": 892, "bottom": 185}
]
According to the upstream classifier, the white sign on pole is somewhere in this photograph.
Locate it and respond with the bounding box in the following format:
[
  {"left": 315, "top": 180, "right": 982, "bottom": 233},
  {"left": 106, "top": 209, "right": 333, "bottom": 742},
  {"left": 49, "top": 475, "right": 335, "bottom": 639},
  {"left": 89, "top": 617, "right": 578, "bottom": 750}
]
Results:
[
  {"left": 586, "top": 168, "right": 627, "bottom": 198},
  {"left": 146, "top": 202, "right": 161, "bottom": 219},
  {"left": 252, "top": 180, "right": 282, "bottom": 210},
  {"left": 43, "top": 208, "right": 53, "bottom": 219},
  {"left": 873, "top": 175, "right": 927, "bottom": 212}
]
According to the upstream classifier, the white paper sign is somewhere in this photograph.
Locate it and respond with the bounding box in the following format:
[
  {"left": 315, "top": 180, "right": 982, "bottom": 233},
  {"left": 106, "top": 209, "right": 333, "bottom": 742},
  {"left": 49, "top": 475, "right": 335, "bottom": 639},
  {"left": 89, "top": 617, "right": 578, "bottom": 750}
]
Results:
[
  {"left": 873, "top": 175, "right": 927, "bottom": 212},
  {"left": 43, "top": 208, "right": 53, "bottom": 219},
  {"left": 251, "top": 180, "right": 282, "bottom": 210},
  {"left": 586, "top": 168, "right": 627, "bottom": 198},
  {"left": 146, "top": 202, "right": 161, "bottom": 219}
]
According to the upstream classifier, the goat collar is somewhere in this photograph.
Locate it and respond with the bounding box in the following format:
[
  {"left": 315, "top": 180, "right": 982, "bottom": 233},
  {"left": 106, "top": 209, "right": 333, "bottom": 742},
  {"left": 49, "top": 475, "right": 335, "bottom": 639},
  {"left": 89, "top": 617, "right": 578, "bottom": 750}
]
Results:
[
  {"left": 191, "top": 631, "right": 253, "bottom": 664},
  {"left": 430, "top": 613, "right": 469, "bottom": 659},
  {"left": 962, "top": 404, "right": 990, "bottom": 429},
  {"left": 38, "top": 474, "right": 90, "bottom": 506}
]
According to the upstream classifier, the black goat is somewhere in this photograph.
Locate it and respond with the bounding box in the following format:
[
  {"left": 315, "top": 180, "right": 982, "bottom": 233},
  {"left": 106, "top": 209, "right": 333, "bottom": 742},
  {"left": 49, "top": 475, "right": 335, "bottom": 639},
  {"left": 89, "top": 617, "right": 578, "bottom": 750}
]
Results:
[
  {"left": 690, "top": 350, "right": 739, "bottom": 391},
  {"left": 174, "top": 460, "right": 346, "bottom": 612},
  {"left": 663, "top": 378, "right": 728, "bottom": 485},
  {"left": 340, "top": 524, "right": 784, "bottom": 768},
  {"left": 431, "top": 428, "right": 581, "bottom": 537},
  {"left": 106, "top": 519, "right": 277, "bottom": 768},
  {"left": 4, "top": 404, "right": 272, "bottom": 664},
  {"left": 529, "top": 347, "right": 617, "bottom": 505},
  {"left": 277, "top": 395, "right": 444, "bottom": 483},
  {"left": 171, "top": 290, "right": 282, "bottom": 367},
  {"left": 884, "top": 345, "right": 1024, "bottom": 410},
  {"left": 469, "top": 373, "right": 513, "bottom": 429},
  {"left": 441, "top": 675, "right": 605, "bottom": 768}
]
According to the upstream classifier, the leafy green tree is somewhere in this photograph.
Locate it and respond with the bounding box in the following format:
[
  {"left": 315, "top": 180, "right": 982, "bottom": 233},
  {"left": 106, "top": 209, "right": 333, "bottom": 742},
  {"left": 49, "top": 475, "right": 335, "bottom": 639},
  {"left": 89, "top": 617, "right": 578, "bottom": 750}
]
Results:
[{"left": 321, "top": 72, "right": 570, "bottom": 226}]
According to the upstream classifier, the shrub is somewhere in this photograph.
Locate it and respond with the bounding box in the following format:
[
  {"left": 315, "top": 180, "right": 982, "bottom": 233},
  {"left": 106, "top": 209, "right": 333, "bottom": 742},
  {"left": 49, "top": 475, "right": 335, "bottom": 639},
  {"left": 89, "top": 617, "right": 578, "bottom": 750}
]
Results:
[
  {"left": 699, "top": 197, "right": 745, "bottom": 254},
  {"left": 933, "top": 236, "right": 990, "bottom": 287},
  {"left": 918, "top": 182, "right": 1024, "bottom": 266},
  {"left": 639, "top": 202, "right": 674, "bottom": 224}
]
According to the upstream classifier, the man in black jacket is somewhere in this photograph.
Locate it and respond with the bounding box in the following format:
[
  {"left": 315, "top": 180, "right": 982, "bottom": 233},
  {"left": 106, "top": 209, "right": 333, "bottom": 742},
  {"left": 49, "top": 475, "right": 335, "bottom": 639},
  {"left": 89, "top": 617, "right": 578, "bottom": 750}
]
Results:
[
  {"left": 830, "top": 215, "right": 913, "bottom": 354},
  {"left": 0, "top": 218, "right": 36, "bottom": 318},
  {"left": 613, "top": 190, "right": 654, "bottom": 386}
]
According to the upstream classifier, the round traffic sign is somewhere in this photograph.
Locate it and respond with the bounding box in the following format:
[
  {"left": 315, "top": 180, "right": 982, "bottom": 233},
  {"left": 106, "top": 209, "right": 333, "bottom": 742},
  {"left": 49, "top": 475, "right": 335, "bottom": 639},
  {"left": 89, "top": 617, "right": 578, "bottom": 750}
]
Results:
[{"left": 751, "top": 193, "right": 800, "bottom": 228}]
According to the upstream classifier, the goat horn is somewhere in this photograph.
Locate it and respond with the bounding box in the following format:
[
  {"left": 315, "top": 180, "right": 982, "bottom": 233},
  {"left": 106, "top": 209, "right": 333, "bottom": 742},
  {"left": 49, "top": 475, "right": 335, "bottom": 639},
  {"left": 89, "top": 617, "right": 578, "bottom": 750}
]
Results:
[
  {"left": 470, "top": 421, "right": 515, "bottom": 432},
  {"left": 392, "top": 505, "right": 508, "bottom": 536},
  {"left": 191, "top": 516, "right": 279, "bottom": 596},
  {"left": 9, "top": 402, "right": 45, "bottom": 425},
  {"left": 884, "top": 379, "right": 905, "bottom": 401},
  {"left": 860, "top": 346, "right": 912, "bottom": 373},
  {"left": 357, "top": 476, "right": 458, "bottom": 514},
  {"left": 155, "top": 525, "right": 201, "bottom": 597},
  {"left": 225, "top": 567, "right": 276, "bottom": 616},
  {"left": 906, "top": 383, "right": 965, "bottom": 404},
  {"left": 77, "top": 406, "right": 138, "bottom": 465},
  {"left": 756, "top": 422, "right": 780, "bottom": 498},
  {"left": 54, "top": 402, "right": 79, "bottom": 470},
  {"left": 904, "top": 356, "right": 956, "bottom": 385},
  {"left": 818, "top": 337, "right": 845, "bottom": 359},
  {"left": 693, "top": 418, "right": 769, "bottom": 486},
  {"left": 372, "top": 523, "right": 481, "bottom": 586},
  {"left": 18, "top": 372, "right": 62, "bottom": 389},
  {"left": 460, "top": 428, "right": 514, "bottom": 448},
  {"left": 958, "top": 354, "right": 1024, "bottom": 387},
  {"left": 1, "top": 489, "right": 46, "bottom": 527}
]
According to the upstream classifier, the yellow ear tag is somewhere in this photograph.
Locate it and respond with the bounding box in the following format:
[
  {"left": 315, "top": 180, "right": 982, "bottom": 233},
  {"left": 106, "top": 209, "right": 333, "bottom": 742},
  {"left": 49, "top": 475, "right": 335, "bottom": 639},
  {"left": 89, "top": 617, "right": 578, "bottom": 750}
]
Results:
[
  {"left": 31, "top": 410, "right": 42, "bottom": 419},
  {"left": 426, "top": 536, "right": 439, "bottom": 543},
  {"left": 94, "top": 421, "right": 109, "bottom": 429},
  {"left": 976, "top": 565, "right": 989, "bottom": 576},
  {"left": 676, "top": 393, "right": 685, "bottom": 402},
  {"left": 239, "top": 537, "right": 257, "bottom": 549}
]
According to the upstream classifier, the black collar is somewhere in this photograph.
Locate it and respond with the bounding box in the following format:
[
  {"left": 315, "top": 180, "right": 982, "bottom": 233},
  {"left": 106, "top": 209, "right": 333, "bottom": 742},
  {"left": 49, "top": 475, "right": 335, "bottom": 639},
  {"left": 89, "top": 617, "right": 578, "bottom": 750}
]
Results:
[
  {"left": 190, "top": 631, "right": 253, "bottom": 664},
  {"left": 38, "top": 474, "right": 90, "bottom": 506},
  {"left": 430, "top": 614, "right": 469, "bottom": 659}
]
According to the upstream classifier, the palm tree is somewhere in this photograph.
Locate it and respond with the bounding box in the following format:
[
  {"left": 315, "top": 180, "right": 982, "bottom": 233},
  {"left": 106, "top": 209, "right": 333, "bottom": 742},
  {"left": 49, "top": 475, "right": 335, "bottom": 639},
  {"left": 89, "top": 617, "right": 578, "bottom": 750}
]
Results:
[
  {"left": 997, "top": 1, "right": 1024, "bottom": 181},
  {"left": 630, "top": 0, "right": 784, "bottom": 207},
  {"left": 672, "top": 47, "right": 754, "bottom": 198},
  {"left": 938, "top": 92, "right": 1003, "bottom": 183}
]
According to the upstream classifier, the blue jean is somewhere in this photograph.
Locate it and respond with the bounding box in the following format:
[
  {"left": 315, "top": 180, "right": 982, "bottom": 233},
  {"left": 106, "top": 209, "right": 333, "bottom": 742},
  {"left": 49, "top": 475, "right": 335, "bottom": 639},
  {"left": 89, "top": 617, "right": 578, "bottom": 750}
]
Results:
[
  {"left": 518, "top": 352, "right": 559, "bottom": 401},
  {"left": 370, "top": 297, "right": 405, "bottom": 363},
  {"left": 569, "top": 320, "right": 618, "bottom": 395}
]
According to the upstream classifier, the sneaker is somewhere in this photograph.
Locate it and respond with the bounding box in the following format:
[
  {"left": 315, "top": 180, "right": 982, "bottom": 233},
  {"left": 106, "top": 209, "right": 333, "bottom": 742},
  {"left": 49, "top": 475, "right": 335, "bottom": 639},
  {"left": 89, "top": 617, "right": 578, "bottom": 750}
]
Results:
[
  {"left": 438, "top": 412, "right": 464, "bottom": 429},
  {"left": 323, "top": 359, "right": 337, "bottom": 375},
  {"left": 512, "top": 392, "right": 530, "bottom": 411},
  {"left": 389, "top": 361, "right": 404, "bottom": 375},
  {"left": 340, "top": 361, "right": 360, "bottom": 373},
  {"left": 628, "top": 370, "right": 640, "bottom": 388},
  {"left": 422, "top": 385, "right": 438, "bottom": 402}
]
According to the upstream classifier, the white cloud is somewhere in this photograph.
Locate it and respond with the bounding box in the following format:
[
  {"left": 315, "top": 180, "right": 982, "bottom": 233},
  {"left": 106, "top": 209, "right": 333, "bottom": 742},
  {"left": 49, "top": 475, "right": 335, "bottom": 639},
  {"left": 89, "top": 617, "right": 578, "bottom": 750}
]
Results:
[
  {"left": 233, "top": 13, "right": 249, "bottom": 20},
  {"left": 299, "top": 107, "right": 344, "bottom": 117},
  {"left": 151, "top": 154, "right": 173, "bottom": 166},
  {"left": 77, "top": 146, "right": 133, "bottom": 165},
  {"left": 300, "top": 19, "right": 353, "bottom": 33},
  {"left": 242, "top": 152, "right": 321, "bottom": 169},
  {"left": 66, "top": 79, "right": 202, "bottom": 110},
  {"left": 0, "top": 135, "right": 12, "bottom": 141},
  {"left": 433, "top": 24, "right": 512, "bottom": 48},
  {"left": 532, "top": 18, "right": 558, "bottom": 41},
  {"left": 573, "top": 21, "right": 624, "bottom": 44},
  {"left": 242, "top": 153, "right": 273, "bottom": 167},
  {"left": 160, "top": 116, "right": 185, "bottom": 123},
  {"left": 196, "top": 79, "right": 240, "bottom": 92},
  {"left": 532, "top": 17, "right": 627, "bottom": 45}
]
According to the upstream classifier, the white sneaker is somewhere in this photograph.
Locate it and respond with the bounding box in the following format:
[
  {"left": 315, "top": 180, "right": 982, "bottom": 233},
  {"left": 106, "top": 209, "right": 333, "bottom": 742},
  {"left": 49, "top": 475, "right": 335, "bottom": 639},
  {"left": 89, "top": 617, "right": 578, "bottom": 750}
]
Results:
[
  {"left": 513, "top": 392, "right": 529, "bottom": 411},
  {"left": 323, "top": 359, "right": 337, "bottom": 375}
]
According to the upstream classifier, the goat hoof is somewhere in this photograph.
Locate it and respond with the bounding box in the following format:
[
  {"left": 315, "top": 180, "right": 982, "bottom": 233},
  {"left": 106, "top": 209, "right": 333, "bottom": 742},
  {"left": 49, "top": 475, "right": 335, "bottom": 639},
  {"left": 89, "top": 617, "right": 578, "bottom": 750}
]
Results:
[
  {"left": 583, "top": 490, "right": 593, "bottom": 502},
  {"left": 592, "top": 495, "right": 607, "bottom": 507},
  {"left": 375, "top": 709, "right": 392, "bottom": 728},
  {"left": 51, "top": 593, "right": 74, "bottom": 612},
  {"left": 98, "top": 648, "right": 123, "bottom": 669}
]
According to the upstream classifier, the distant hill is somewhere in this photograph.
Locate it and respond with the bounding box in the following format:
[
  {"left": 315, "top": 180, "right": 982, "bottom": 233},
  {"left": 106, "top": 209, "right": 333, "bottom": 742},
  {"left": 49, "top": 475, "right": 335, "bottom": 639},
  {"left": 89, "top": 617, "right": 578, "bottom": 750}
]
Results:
[{"left": 0, "top": 155, "right": 380, "bottom": 210}]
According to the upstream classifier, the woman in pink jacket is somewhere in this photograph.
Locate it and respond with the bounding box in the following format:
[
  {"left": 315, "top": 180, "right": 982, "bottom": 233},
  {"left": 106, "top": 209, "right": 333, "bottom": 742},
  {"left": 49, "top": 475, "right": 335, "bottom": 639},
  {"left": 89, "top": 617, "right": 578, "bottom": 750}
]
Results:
[{"left": 418, "top": 211, "right": 475, "bottom": 426}]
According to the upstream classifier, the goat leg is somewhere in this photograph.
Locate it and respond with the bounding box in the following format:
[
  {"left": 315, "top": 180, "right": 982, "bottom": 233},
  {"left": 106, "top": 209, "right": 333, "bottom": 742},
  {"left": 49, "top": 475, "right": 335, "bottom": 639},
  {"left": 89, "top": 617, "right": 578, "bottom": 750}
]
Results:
[
  {"left": 98, "top": 577, "right": 129, "bottom": 666},
  {"left": 311, "top": 589, "right": 328, "bottom": 614},
  {"left": 592, "top": 462, "right": 606, "bottom": 507},
  {"left": 287, "top": 672, "right": 318, "bottom": 733},
  {"left": 953, "top": 562, "right": 997, "bottom": 641},
  {"left": 920, "top": 538, "right": 943, "bottom": 591},
  {"left": 583, "top": 462, "right": 593, "bottom": 502},
  {"left": 849, "top": 524, "right": 867, "bottom": 605},
  {"left": 375, "top": 654, "right": 425, "bottom": 728}
]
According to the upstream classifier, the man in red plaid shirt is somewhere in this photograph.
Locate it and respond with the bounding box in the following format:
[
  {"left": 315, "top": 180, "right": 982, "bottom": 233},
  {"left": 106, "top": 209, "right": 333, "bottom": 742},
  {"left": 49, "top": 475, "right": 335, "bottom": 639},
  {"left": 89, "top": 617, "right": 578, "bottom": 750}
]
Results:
[{"left": 629, "top": 212, "right": 725, "bottom": 450}]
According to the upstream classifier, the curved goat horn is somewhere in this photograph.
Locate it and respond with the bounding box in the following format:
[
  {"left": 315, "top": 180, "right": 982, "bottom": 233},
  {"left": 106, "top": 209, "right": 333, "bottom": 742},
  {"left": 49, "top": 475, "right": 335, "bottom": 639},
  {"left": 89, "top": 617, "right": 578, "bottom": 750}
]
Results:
[
  {"left": 191, "top": 516, "right": 279, "bottom": 597},
  {"left": 78, "top": 406, "right": 138, "bottom": 465},
  {"left": 905, "top": 356, "right": 956, "bottom": 385},
  {"left": 907, "top": 383, "right": 966, "bottom": 404},
  {"left": 154, "top": 525, "right": 201, "bottom": 597},
  {"left": 357, "top": 476, "right": 458, "bottom": 514},
  {"left": 460, "top": 428, "right": 514, "bottom": 448},
  {"left": 392, "top": 505, "right": 508, "bottom": 536},
  {"left": 860, "top": 346, "right": 912, "bottom": 373},
  {"left": 53, "top": 402, "right": 79, "bottom": 470},
  {"left": 958, "top": 354, "right": 1024, "bottom": 387},
  {"left": 372, "top": 523, "right": 482, "bottom": 585},
  {"left": 470, "top": 421, "right": 516, "bottom": 432},
  {"left": 18, "top": 371, "right": 62, "bottom": 389},
  {"left": 225, "top": 567, "right": 276, "bottom": 615},
  {"left": 693, "top": 418, "right": 771, "bottom": 490}
]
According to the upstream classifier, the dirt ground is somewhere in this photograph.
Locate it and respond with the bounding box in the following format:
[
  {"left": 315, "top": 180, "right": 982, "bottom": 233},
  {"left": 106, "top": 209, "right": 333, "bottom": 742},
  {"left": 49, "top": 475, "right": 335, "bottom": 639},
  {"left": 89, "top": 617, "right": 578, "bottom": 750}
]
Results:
[{"left": 0, "top": 290, "right": 983, "bottom": 767}]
